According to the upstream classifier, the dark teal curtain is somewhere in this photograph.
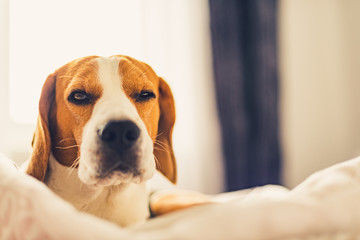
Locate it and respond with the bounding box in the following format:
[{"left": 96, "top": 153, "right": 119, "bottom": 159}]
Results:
[{"left": 209, "top": 0, "right": 281, "bottom": 191}]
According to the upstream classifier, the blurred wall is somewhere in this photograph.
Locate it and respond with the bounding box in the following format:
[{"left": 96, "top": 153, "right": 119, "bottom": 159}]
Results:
[
  {"left": 279, "top": 0, "right": 360, "bottom": 188},
  {"left": 0, "top": 0, "right": 224, "bottom": 193}
]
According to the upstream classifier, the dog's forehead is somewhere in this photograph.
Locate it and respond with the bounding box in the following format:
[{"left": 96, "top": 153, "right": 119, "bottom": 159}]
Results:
[
  {"left": 60, "top": 56, "right": 98, "bottom": 78},
  {"left": 116, "top": 56, "right": 159, "bottom": 86},
  {"left": 59, "top": 56, "right": 159, "bottom": 94},
  {"left": 57, "top": 56, "right": 99, "bottom": 93}
]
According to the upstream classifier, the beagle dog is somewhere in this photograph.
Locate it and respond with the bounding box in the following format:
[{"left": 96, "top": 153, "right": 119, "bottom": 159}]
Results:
[{"left": 25, "top": 55, "right": 176, "bottom": 226}]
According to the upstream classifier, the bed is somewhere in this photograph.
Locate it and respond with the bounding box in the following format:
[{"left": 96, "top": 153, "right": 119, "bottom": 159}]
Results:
[{"left": 1, "top": 153, "right": 360, "bottom": 239}]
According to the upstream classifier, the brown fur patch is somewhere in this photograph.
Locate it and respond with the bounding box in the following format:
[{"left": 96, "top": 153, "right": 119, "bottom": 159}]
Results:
[
  {"left": 50, "top": 56, "right": 102, "bottom": 167},
  {"left": 28, "top": 55, "right": 176, "bottom": 183}
]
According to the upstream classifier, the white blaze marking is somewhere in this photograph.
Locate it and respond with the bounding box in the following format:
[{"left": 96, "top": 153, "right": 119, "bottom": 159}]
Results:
[{"left": 78, "top": 56, "right": 155, "bottom": 186}]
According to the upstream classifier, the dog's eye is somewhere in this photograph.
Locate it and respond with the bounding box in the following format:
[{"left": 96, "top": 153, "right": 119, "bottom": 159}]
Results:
[
  {"left": 135, "top": 90, "right": 156, "bottom": 102},
  {"left": 68, "top": 90, "right": 93, "bottom": 105}
]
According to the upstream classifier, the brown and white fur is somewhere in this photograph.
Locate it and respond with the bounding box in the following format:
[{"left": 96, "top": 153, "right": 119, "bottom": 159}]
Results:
[{"left": 25, "top": 55, "right": 176, "bottom": 226}]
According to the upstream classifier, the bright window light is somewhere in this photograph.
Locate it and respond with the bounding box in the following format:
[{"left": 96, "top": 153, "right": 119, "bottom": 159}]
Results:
[
  {"left": 7, "top": 0, "right": 224, "bottom": 193},
  {"left": 9, "top": 0, "right": 145, "bottom": 124}
]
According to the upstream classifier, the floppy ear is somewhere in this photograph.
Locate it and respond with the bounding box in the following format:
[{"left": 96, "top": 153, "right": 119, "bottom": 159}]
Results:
[
  {"left": 26, "top": 73, "right": 56, "bottom": 181},
  {"left": 154, "top": 77, "right": 177, "bottom": 184}
]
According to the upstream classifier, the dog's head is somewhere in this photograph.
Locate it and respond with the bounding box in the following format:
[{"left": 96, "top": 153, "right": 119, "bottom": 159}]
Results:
[{"left": 27, "top": 55, "right": 176, "bottom": 186}]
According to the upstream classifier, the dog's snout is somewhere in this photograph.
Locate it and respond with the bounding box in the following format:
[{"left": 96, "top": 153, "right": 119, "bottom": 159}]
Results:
[{"left": 99, "top": 120, "right": 140, "bottom": 151}]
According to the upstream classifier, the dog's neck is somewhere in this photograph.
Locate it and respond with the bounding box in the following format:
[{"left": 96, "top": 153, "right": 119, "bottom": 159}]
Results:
[{"left": 45, "top": 153, "right": 150, "bottom": 226}]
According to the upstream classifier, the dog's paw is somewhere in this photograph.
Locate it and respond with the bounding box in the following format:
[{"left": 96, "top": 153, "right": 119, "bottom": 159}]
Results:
[{"left": 149, "top": 189, "right": 213, "bottom": 217}]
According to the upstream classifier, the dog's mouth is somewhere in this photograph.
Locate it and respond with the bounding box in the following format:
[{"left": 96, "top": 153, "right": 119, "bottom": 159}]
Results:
[
  {"left": 78, "top": 152, "right": 147, "bottom": 187},
  {"left": 96, "top": 160, "right": 140, "bottom": 179},
  {"left": 90, "top": 167, "right": 144, "bottom": 187},
  {"left": 78, "top": 121, "right": 155, "bottom": 187}
]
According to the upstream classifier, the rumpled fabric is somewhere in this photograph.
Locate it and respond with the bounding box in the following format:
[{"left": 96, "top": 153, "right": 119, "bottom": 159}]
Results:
[{"left": 1, "top": 153, "right": 360, "bottom": 240}]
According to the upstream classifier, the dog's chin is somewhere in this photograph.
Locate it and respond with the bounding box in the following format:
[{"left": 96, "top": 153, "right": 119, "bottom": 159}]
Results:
[
  {"left": 78, "top": 165, "right": 155, "bottom": 189},
  {"left": 89, "top": 173, "right": 142, "bottom": 188}
]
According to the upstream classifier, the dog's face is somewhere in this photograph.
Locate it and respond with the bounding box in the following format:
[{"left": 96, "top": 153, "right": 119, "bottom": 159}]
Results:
[{"left": 27, "top": 55, "right": 176, "bottom": 186}]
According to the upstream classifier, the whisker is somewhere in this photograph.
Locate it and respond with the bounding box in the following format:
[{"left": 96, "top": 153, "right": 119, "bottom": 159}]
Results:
[
  {"left": 72, "top": 157, "right": 80, "bottom": 168},
  {"left": 58, "top": 138, "right": 76, "bottom": 144},
  {"left": 153, "top": 155, "right": 160, "bottom": 169},
  {"left": 55, "top": 145, "right": 80, "bottom": 150},
  {"left": 154, "top": 140, "right": 168, "bottom": 151},
  {"left": 151, "top": 132, "right": 164, "bottom": 141},
  {"left": 66, "top": 157, "right": 80, "bottom": 177},
  {"left": 154, "top": 146, "right": 168, "bottom": 152}
]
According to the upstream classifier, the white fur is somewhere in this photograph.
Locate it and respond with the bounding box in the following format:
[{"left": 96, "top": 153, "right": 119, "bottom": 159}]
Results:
[
  {"left": 45, "top": 56, "right": 156, "bottom": 226},
  {"left": 46, "top": 154, "right": 149, "bottom": 226},
  {"left": 78, "top": 56, "right": 155, "bottom": 186}
]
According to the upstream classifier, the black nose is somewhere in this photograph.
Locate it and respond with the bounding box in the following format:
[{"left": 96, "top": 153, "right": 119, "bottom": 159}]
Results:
[{"left": 99, "top": 120, "right": 140, "bottom": 152}]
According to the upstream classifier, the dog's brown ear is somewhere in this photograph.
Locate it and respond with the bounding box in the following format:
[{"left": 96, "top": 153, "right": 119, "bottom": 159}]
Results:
[
  {"left": 154, "top": 77, "right": 177, "bottom": 184},
  {"left": 26, "top": 73, "right": 56, "bottom": 182}
]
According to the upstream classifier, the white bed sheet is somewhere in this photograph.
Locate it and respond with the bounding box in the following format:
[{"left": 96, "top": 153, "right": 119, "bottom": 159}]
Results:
[{"left": 1, "top": 153, "right": 360, "bottom": 239}]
